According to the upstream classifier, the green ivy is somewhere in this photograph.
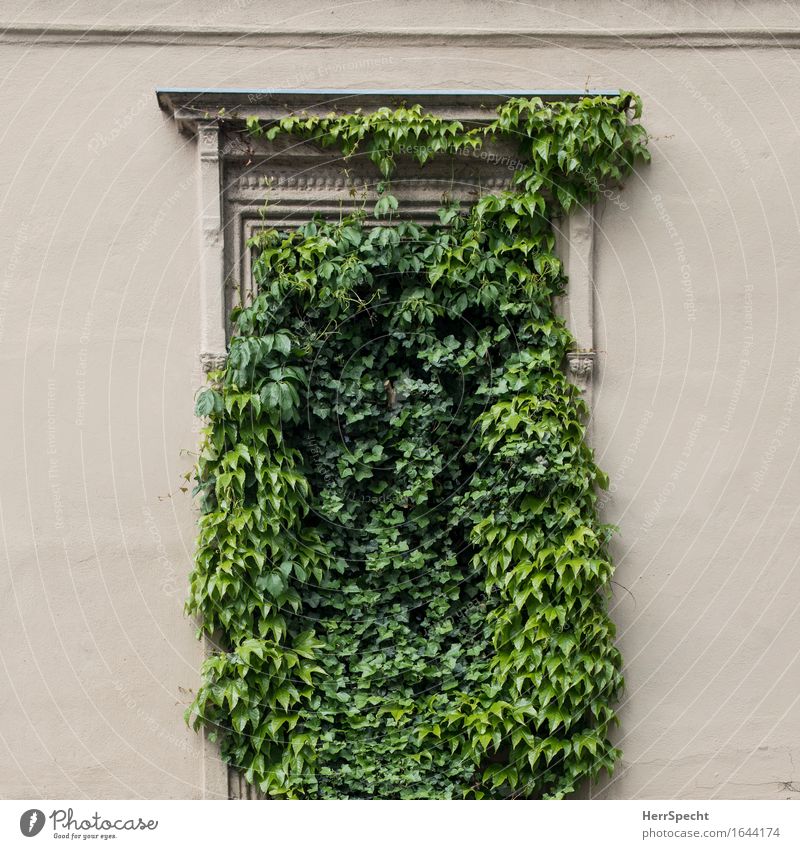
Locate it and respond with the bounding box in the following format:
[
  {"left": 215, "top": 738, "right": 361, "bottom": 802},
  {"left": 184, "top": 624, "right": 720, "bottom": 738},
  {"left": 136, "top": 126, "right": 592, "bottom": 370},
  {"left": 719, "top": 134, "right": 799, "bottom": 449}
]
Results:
[{"left": 186, "top": 93, "right": 649, "bottom": 799}]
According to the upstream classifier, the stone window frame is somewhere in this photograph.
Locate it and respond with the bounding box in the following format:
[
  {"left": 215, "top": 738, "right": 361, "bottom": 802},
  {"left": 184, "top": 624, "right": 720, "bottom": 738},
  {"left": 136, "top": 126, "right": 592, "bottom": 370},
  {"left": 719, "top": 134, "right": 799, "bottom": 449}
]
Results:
[{"left": 158, "top": 88, "right": 610, "bottom": 798}]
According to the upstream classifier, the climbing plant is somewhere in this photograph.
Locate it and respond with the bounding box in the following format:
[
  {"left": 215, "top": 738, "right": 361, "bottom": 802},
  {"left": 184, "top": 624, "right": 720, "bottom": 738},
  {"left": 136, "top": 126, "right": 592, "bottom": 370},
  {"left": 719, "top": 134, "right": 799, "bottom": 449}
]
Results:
[{"left": 186, "top": 93, "right": 649, "bottom": 799}]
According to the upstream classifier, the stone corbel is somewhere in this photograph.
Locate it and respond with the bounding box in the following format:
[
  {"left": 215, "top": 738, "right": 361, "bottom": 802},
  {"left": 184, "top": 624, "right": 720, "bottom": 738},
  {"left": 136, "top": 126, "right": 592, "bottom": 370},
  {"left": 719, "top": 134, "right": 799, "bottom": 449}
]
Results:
[{"left": 566, "top": 349, "right": 596, "bottom": 392}]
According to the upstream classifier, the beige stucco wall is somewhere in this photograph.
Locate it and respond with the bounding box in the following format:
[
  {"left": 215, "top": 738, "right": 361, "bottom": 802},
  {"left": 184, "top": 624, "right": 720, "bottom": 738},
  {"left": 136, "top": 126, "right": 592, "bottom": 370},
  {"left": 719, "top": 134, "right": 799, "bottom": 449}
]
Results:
[{"left": 1, "top": 0, "right": 798, "bottom": 799}]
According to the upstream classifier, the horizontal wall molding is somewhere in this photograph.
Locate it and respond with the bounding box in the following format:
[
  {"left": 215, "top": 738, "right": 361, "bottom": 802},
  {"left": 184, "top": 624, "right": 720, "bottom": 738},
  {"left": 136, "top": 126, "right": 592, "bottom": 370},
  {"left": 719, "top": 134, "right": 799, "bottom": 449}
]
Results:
[{"left": 2, "top": 22, "right": 800, "bottom": 50}]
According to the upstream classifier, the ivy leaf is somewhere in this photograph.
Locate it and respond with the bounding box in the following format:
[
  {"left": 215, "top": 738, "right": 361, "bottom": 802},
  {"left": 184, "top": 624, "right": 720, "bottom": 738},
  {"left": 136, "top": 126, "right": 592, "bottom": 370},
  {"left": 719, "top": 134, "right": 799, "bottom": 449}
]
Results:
[
  {"left": 194, "top": 389, "right": 217, "bottom": 417},
  {"left": 262, "top": 572, "right": 286, "bottom": 599}
]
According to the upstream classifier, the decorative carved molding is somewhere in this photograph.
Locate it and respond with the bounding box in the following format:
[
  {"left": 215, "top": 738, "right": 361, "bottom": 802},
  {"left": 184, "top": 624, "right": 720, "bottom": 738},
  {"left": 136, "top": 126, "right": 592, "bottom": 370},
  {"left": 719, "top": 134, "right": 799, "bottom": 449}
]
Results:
[
  {"left": 560, "top": 203, "right": 601, "bottom": 416},
  {"left": 157, "top": 89, "right": 618, "bottom": 135},
  {"left": 196, "top": 122, "right": 226, "bottom": 377},
  {"left": 227, "top": 171, "right": 514, "bottom": 193},
  {"left": 567, "top": 350, "right": 596, "bottom": 387},
  {"left": 199, "top": 351, "right": 228, "bottom": 373}
]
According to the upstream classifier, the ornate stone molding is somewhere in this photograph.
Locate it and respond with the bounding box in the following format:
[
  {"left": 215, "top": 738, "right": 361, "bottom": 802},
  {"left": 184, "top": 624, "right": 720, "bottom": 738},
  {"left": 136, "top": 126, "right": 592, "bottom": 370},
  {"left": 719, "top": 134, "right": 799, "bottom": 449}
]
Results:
[
  {"left": 567, "top": 350, "right": 596, "bottom": 388},
  {"left": 196, "top": 121, "right": 228, "bottom": 372},
  {"left": 199, "top": 351, "right": 228, "bottom": 373},
  {"left": 559, "top": 203, "right": 602, "bottom": 418},
  {"left": 157, "top": 88, "right": 618, "bottom": 134}
]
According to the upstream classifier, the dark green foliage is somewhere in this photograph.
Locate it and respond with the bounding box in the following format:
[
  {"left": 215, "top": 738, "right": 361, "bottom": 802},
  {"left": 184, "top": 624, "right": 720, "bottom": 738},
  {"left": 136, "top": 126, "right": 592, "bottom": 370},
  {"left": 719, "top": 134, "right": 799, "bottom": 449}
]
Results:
[{"left": 187, "top": 94, "right": 648, "bottom": 799}]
